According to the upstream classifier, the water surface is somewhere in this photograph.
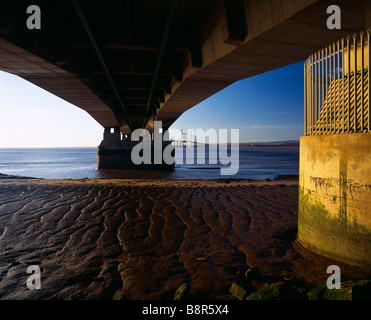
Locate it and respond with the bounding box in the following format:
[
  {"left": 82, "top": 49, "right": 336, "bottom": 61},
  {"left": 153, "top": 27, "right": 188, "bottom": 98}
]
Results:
[{"left": 0, "top": 146, "right": 299, "bottom": 180}]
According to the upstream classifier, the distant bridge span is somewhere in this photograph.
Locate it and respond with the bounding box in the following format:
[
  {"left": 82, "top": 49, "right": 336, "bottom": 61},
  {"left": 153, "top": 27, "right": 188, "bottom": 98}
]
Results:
[{"left": 0, "top": 0, "right": 369, "bottom": 134}]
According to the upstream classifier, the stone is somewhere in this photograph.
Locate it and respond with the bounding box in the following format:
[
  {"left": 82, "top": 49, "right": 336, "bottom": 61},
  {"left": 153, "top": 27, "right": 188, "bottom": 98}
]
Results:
[
  {"left": 229, "top": 282, "right": 248, "bottom": 300},
  {"left": 307, "top": 281, "right": 327, "bottom": 300},
  {"left": 173, "top": 283, "right": 188, "bottom": 300},
  {"left": 323, "top": 280, "right": 371, "bottom": 300},
  {"left": 246, "top": 280, "right": 308, "bottom": 300},
  {"left": 246, "top": 282, "right": 286, "bottom": 300}
]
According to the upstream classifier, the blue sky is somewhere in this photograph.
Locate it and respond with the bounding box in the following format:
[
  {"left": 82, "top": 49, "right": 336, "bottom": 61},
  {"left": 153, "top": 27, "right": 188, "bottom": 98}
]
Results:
[
  {"left": 0, "top": 61, "right": 304, "bottom": 147},
  {"left": 172, "top": 61, "right": 304, "bottom": 142}
]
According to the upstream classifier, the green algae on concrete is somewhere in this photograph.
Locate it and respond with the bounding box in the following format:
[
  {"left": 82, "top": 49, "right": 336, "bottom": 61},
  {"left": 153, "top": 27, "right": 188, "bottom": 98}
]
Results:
[
  {"left": 298, "top": 186, "right": 371, "bottom": 267},
  {"left": 298, "top": 133, "right": 371, "bottom": 267}
]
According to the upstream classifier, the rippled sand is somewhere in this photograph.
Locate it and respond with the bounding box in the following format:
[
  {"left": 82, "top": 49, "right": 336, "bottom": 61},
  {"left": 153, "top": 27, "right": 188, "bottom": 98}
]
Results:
[{"left": 0, "top": 178, "right": 369, "bottom": 300}]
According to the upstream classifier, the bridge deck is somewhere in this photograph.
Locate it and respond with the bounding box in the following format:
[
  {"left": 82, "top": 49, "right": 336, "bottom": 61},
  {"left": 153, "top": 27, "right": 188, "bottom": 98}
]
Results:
[{"left": 0, "top": 0, "right": 368, "bottom": 133}]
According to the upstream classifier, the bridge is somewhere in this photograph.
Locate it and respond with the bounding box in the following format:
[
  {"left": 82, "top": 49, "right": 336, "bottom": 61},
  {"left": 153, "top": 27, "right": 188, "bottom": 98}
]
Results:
[
  {"left": 0, "top": 0, "right": 368, "bottom": 135},
  {"left": 1, "top": 0, "right": 371, "bottom": 267}
]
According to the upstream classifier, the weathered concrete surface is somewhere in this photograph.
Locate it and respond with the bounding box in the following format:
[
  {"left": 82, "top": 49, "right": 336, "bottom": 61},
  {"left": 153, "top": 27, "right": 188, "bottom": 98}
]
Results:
[
  {"left": 298, "top": 133, "right": 371, "bottom": 267},
  {"left": 151, "top": 0, "right": 368, "bottom": 129},
  {"left": 97, "top": 129, "right": 175, "bottom": 170},
  {"left": 0, "top": 0, "right": 368, "bottom": 132},
  {"left": 97, "top": 141, "right": 175, "bottom": 171},
  {"left": 0, "top": 38, "right": 120, "bottom": 129}
]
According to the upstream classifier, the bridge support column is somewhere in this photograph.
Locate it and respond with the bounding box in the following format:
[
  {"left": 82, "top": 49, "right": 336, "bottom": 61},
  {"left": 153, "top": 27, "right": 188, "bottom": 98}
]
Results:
[
  {"left": 298, "top": 133, "right": 371, "bottom": 267},
  {"left": 97, "top": 127, "right": 175, "bottom": 171}
]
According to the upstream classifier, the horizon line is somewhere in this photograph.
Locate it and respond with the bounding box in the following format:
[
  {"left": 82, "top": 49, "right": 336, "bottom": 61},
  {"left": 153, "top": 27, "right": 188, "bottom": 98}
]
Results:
[{"left": 0, "top": 140, "right": 300, "bottom": 149}]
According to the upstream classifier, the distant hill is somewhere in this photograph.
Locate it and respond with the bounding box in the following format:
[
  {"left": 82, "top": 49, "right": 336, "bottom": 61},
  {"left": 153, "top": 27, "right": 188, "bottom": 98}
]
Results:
[
  {"left": 240, "top": 140, "right": 300, "bottom": 147},
  {"left": 181, "top": 140, "right": 300, "bottom": 147}
]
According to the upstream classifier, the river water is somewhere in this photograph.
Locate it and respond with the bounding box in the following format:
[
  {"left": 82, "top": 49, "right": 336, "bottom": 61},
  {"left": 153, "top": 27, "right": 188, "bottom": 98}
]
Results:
[{"left": 0, "top": 145, "right": 299, "bottom": 180}]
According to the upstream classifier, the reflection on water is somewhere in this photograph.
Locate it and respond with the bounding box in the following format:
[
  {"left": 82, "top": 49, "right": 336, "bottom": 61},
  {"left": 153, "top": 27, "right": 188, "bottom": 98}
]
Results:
[{"left": 0, "top": 146, "right": 299, "bottom": 180}]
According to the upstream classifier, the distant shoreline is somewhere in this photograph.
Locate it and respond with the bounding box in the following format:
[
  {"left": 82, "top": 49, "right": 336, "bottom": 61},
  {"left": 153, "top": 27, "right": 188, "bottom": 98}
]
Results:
[
  {"left": 0, "top": 141, "right": 300, "bottom": 149},
  {"left": 0, "top": 172, "right": 298, "bottom": 182},
  {"left": 0, "top": 172, "right": 37, "bottom": 180}
]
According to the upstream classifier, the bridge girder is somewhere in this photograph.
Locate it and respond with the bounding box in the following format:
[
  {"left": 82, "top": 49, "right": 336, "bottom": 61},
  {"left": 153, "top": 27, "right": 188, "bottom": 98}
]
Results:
[{"left": 0, "top": 0, "right": 369, "bottom": 134}]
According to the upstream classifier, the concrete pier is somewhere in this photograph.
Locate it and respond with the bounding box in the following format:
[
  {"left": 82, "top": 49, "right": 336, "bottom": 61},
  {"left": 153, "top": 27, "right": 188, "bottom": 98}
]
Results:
[
  {"left": 298, "top": 133, "right": 371, "bottom": 267},
  {"left": 97, "top": 128, "right": 175, "bottom": 171}
]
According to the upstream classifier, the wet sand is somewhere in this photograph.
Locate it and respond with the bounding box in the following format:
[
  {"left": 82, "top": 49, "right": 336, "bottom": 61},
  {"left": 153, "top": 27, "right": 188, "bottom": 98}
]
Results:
[{"left": 0, "top": 178, "right": 370, "bottom": 300}]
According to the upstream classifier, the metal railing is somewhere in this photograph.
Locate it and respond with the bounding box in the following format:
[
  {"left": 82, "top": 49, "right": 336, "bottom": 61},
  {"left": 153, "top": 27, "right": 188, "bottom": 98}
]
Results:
[{"left": 304, "top": 30, "right": 370, "bottom": 135}]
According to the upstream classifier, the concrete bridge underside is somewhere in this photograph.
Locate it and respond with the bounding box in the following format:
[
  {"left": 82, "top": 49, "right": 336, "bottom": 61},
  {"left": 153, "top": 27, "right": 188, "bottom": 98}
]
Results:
[{"left": 0, "top": 0, "right": 369, "bottom": 135}]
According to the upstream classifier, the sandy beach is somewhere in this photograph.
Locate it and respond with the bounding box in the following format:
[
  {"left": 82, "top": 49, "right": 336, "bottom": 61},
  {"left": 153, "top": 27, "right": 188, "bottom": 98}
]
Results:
[{"left": 0, "top": 177, "right": 370, "bottom": 300}]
